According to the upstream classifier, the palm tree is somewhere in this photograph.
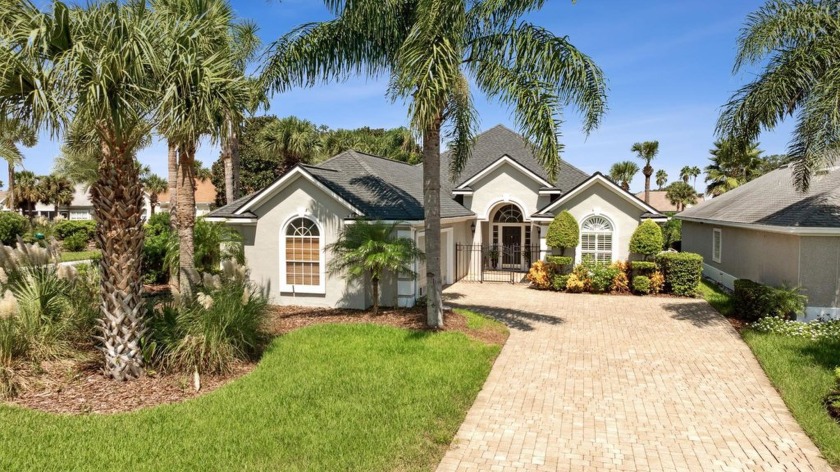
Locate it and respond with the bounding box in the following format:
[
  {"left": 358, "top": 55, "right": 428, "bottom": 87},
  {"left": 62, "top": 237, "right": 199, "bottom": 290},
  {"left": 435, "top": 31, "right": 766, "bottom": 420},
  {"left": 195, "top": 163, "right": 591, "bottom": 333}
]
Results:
[
  {"left": 0, "top": 118, "right": 37, "bottom": 211},
  {"left": 327, "top": 221, "right": 423, "bottom": 315},
  {"left": 38, "top": 174, "right": 74, "bottom": 215},
  {"left": 1, "top": 1, "right": 160, "bottom": 380},
  {"left": 154, "top": 0, "right": 248, "bottom": 299},
  {"left": 689, "top": 165, "right": 701, "bottom": 190},
  {"left": 13, "top": 171, "right": 40, "bottom": 218},
  {"left": 718, "top": 0, "right": 840, "bottom": 191},
  {"left": 679, "top": 165, "right": 692, "bottom": 184},
  {"left": 262, "top": 1, "right": 606, "bottom": 327},
  {"left": 704, "top": 139, "right": 763, "bottom": 196},
  {"left": 665, "top": 181, "right": 698, "bottom": 212},
  {"left": 256, "top": 116, "right": 322, "bottom": 173},
  {"left": 608, "top": 161, "right": 639, "bottom": 191},
  {"left": 143, "top": 174, "right": 168, "bottom": 216},
  {"left": 655, "top": 169, "right": 668, "bottom": 190},
  {"left": 631, "top": 141, "right": 659, "bottom": 204}
]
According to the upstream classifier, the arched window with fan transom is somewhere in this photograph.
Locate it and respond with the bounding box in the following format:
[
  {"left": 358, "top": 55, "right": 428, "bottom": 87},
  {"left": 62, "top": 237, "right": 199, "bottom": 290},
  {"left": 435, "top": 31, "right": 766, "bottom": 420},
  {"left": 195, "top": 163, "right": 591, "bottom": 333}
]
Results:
[{"left": 580, "top": 215, "right": 614, "bottom": 263}]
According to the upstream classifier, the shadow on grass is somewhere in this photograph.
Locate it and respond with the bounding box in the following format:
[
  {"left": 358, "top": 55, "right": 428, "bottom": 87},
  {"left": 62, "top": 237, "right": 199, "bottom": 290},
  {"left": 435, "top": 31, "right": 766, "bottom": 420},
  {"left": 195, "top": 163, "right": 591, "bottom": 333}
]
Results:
[
  {"left": 795, "top": 338, "right": 840, "bottom": 372},
  {"left": 442, "top": 296, "right": 564, "bottom": 332},
  {"left": 661, "top": 300, "right": 727, "bottom": 328}
]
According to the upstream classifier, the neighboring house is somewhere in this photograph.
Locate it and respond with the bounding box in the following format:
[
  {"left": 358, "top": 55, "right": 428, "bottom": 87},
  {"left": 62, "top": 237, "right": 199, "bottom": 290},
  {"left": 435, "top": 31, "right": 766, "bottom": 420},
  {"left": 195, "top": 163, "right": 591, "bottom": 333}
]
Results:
[
  {"left": 208, "top": 125, "right": 666, "bottom": 310},
  {"left": 678, "top": 165, "right": 840, "bottom": 321},
  {"left": 156, "top": 178, "right": 217, "bottom": 217},
  {"left": 635, "top": 190, "right": 680, "bottom": 213}
]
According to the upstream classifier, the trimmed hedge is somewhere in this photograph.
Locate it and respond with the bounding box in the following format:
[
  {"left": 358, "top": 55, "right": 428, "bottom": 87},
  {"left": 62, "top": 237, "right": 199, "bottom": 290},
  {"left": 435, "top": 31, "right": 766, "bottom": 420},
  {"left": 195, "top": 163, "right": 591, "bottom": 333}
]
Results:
[
  {"left": 655, "top": 252, "right": 702, "bottom": 296},
  {"left": 546, "top": 256, "right": 573, "bottom": 267},
  {"left": 546, "top": 211, "right": 578, "bottom": 255},
  {"left": 0, "top": 212, "right": 27, "bottom": 246},
  {"left": 629, "top": 220, "right": 663, "bottom": 260},
  {"left": 633, "top": 275, "right": 651, "bottom": 295},
  {"left": 734, "top": 279, "right": 807, "bottom": 321},
  {"left": 630, "top": 261, "right": 657, "bottom": 273},
  {"left": 54, "top": 220, "right": 96, "bottom": 240}
]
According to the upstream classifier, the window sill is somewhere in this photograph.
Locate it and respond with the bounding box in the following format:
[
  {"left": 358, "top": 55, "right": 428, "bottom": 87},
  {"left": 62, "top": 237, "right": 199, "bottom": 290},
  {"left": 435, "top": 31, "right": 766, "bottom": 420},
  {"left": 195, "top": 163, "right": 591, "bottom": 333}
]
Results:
[{"left": 280, "top": 285, "right": 326, "bottom": 295}]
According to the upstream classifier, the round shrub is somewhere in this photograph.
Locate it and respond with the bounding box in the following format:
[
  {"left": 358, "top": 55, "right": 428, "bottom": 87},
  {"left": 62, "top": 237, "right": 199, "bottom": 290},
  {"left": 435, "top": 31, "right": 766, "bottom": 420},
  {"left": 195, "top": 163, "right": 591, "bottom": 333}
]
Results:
[
  {"left": 655, "top": 252, "right": 703, "bottom": 296},
  {"left": 53, "top": 220, "right": 96, "bottom": 240},
  {"left": 546, "top": 211, "right": 579, "bottom": 255},
  {"left": 630, "top": 220, "right": 664, "bottom": 260},
  {"left": 62, "top": 232, "right": 89, "bottom": 252},
  {"left": 546, "top": 255, "right": 573, "bottom": 273},
  {"left": 143, "top": 213, "right": 173, "bottom": 284},
  {"left": 633, "top": 275, "right": 651, "bottom": 295},
  {"left": 0, "top": 212, "right": 27, "bottom": 246}
]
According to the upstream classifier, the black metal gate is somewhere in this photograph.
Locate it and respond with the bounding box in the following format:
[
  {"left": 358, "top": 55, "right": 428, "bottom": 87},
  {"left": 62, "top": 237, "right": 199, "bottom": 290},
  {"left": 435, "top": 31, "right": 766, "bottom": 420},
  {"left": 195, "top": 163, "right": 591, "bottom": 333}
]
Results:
[{"left": 455, "top": 244, "right": 543, "bottom": 283}]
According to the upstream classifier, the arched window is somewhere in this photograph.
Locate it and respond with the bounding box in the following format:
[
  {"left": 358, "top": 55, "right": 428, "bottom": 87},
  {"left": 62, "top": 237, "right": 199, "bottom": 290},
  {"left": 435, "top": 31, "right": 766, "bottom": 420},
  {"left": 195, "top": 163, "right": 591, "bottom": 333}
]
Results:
[
  {"left": 284, "top": 217, "right": 321, "bottom": 288},
  {"left": 580, "top": 215, "right": 613, "bottom": 263},
  {"left": 493, "top": 204, "right": 523, "bottom": 223}
]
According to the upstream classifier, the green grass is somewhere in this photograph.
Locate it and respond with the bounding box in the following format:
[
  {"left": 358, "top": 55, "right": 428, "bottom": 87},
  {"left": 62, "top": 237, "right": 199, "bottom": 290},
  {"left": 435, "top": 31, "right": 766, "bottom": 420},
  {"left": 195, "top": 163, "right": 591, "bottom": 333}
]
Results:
[
  {"left": 59, "top": 250, "right": 100, "bottom": 263},
  {"left": 742, "top": 332, "right": 840, "bottom": 465},
  {"left": 698, "top": 278, "right": 840, "bottom": 466},
  {"left": 0, "top": 323, "right": 501, "bottom": 471},
  {"left": 457, "top": 308, "right": 509, "bottom": 336},
  {"left": 697, "top": 279, "right": 734, "bottom": 316}
]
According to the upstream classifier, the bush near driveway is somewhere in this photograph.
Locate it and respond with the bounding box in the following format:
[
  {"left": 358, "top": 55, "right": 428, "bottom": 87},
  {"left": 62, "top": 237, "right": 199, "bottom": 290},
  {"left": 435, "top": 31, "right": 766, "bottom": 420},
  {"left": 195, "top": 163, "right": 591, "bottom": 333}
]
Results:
[
  {"left": 734, "top": 279, "right": 807, "bottom": 321},
  {"left": 655, "top": 252, "right": 702, "bottom": 296},
  {"left": 629, "top": 220, "right": 663, "bottom": 260}
]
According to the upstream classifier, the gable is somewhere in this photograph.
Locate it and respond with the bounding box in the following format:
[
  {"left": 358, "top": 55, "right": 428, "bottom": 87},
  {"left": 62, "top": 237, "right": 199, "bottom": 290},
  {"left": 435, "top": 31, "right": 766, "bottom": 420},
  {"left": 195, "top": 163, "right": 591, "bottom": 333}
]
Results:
[
  {"left": 534, "top": 173, "right": 663, "bottom": 220},
  {"left": 234, "top": 167, "right": 361, "bottom": 217},
  {"left": 457, "top": 155, "right": 552, "bottom": 190}
]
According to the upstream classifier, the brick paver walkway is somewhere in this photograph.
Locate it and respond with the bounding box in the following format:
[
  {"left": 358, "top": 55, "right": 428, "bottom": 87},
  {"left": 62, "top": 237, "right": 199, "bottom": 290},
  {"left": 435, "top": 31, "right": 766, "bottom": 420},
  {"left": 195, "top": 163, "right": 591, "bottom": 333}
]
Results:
[{"left": 438, "top": 283, "right": 831, "bottom": 472}]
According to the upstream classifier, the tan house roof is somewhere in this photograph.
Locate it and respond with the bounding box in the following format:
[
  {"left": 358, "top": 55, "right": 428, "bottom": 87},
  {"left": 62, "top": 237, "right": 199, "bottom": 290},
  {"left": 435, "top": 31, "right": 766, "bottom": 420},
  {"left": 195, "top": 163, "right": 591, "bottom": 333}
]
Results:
[
  {"left": 158, "top": 178, "right": 217, "bottom": 205},
  {"left": 635, "top": 190, "right": 680, "bottom": 213}
]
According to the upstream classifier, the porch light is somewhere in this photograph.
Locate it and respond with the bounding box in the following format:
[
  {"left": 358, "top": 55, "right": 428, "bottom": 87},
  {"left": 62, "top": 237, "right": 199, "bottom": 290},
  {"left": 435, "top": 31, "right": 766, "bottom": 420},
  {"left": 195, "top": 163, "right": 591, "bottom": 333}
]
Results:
[{"left": 470, "top": 222, "right": 476, "bottom": 233}]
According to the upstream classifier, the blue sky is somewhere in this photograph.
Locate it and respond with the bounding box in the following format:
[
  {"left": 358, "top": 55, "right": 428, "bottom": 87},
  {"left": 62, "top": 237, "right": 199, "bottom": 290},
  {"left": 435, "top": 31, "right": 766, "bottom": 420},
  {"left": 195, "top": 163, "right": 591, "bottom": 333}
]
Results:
[{"left": 22, "top": 0, "right": 793, "bottom": 194}]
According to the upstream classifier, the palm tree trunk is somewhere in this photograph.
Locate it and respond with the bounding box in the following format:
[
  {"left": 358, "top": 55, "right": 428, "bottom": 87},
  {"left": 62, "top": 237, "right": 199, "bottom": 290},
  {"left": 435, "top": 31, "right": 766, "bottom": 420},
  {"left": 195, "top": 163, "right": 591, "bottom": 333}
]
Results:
[
  {"left": 372, "top": 276, "right": 379, "bottom": 315},
  {"left": 222, "top": 114, "right": 240, "bottom": 205},
  {"left": 177, "top": 142, "right": 198, "bottom": 300},
  {"left": 643, "top": 165, "right": 652, "bottom": 204},
  {"left": 150, "top": 195, "right": 157, "bottom": 216},
  {"left": 231, "top": 120, "right": 240, "bottom": 201},
  {"left": 7, "top": 162, "right": 14, "bottom": 211},
  {"left": 422, "top": 120, "right": 443, "bottom": 328},
  {"left": 167, "top": 140, "right": 178, "bottom": 228},
  {"left": 90, "top": 135, "right": 146, "bottom": 381}
]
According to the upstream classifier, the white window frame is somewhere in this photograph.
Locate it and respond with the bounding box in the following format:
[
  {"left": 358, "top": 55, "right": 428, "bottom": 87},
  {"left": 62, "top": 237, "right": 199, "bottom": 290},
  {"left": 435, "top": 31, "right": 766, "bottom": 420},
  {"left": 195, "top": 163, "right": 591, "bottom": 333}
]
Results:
[
  {"left": 712, "top": 228, "right": 722, "bottom": 263},
  {"left": 279, "top": 213, "right": 326, "bottom": 294},
  {"left": 69, "top": 210, "right": 92, "bottom": 221},
  {"left": 578, "top": 214, "right": 616, "bottom": 264}
]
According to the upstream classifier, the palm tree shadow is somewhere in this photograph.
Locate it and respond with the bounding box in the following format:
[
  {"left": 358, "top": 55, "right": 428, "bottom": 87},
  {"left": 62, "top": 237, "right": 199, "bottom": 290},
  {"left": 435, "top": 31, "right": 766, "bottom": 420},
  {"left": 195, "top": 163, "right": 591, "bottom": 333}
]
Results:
[
  {"left": 661, "top": 301, "right": 728, "bottom": 328},
  {"left": 443, "top": 291, "right": 564, "bottom": 332}
]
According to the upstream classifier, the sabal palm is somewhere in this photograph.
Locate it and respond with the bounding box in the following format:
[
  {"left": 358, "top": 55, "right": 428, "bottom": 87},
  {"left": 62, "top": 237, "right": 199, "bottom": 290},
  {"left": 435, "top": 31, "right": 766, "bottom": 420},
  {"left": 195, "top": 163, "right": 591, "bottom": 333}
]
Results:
[
  {"left": 38, "top": 174, "right": 73, "bottom": 214},
  {"left": 327, "top": 221, "right": 423, "bottom": 315},
  {"left": 608, "top": 161, "right": 639, "bottom": 191},
  {"left": 631, "top": 141, "right": 659, "bottom": 204},
  {"left": 1, "top": 1, "right": 159, "bottom": 380},
  {"left": 263, "top": 0, "right": 606, "bottom": 327},
  {"left": 704, "top": 139, "right": 762, "bottom": 196},
  {"left": 256, "top": 116, "right": 322, "bottom": 172},
  {"left": 689, "top": 165, "right": 701, "bottom": 189},
  {"left": 665, "top": 181, "right": 697, "bottom": 212},
  {"left": 142, "top": 174, "right": 167, "bottom": 216},
  {"left": 0, "top": 118, "right": 36, "bottom": 211},
  {"left": 718, "top": 0, "right": 840, "bottom": 191},
  {"left": 679, "top": 166, "right": 691, "bottom": 184},
  {"left": 13, "top": 170, "right": 40, "bottom": 218},
  {"left": 655, "top": 169, "right": 668, "bottom": 190}
]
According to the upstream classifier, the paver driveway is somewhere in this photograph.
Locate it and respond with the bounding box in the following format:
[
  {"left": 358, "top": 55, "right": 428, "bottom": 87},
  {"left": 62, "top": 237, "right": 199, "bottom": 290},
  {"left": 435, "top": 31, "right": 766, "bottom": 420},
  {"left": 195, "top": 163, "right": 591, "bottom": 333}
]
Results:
[{"left": 438, "top": 283, "right": 831, "bottom": 472}]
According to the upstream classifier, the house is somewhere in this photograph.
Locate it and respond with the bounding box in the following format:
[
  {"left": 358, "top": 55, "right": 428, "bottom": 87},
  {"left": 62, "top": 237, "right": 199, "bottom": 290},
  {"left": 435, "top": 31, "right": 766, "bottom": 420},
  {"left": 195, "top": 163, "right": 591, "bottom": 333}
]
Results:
[
  {"left": 207, "top": 125, "right": 666, "bottom": 309},
  {"left": 155, "top": 178, "right": 217, "bottom": 217},
  {"left": 678, "top": 165, "right": 840, "bottom": 321},
  {"left": 635, "top": 190, "right": 680, "bottom": 213}
]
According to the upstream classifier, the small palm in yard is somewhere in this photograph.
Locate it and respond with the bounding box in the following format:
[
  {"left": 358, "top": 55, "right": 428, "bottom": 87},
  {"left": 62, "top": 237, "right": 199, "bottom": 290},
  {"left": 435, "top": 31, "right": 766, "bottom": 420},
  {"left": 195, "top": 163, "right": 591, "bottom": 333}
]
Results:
[{"left": 327, "top": 221, "right": 423, "bottom": 315}]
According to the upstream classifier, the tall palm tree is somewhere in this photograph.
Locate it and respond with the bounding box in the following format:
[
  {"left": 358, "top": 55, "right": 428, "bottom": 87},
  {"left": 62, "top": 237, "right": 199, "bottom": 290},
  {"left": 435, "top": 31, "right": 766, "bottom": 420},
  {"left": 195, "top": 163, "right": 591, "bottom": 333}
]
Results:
[
  {"left": 38, "top": 174, "right": 74, "bottom": 215},
  {"left": 262, "top": 0, "right": 606, "bottom": 327},
  {"left": 665, "top": 181, "right": 698, "bottom": 212},
  {"left": 631, "top": 141, "right": 659, "bottom": 204},
  {"left": 13, "top": 170, "right": 40, "bottom": 218},
  {"left": 327, "top": 220, "right": 423, "bottom": 315},
  {"left": 704, "top": 139, "right": 763, "bottom": 196},
  {"left": 608, "top": 161, "right": 639, "bottom": 191},
  {"left": 688, "top": 165, "right": 701, "bottom": 190},
  {"left": 719, "top": 0, "right": 840, "bottom": 191},
  {"left": 255, "top": 116, "right": 322, "bottom": 172},
  {"left": 154, "top": 0, "right": 248, "bottom": 299},
  {"left": 1, "top": 1, "right": 160, "bottom": 380},
  {"left": 0, "top": 118, "right": 37, "bottom": 211},
  {"left": 679, "top": 165, "right": 691, "bottom": 184},
  {"left": 655, "top": 169, "right": 668, "bottom": 190},
  {"left": 143, "top": 173, "right": 168, "bottom": 216}
]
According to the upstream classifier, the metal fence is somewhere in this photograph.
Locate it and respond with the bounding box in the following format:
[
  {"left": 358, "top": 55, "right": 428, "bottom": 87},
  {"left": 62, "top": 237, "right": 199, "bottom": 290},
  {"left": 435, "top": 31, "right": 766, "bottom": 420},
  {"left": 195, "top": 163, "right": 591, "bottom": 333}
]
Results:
[{"left": 455, "top": 244, "right": 544, "bottom": 283}]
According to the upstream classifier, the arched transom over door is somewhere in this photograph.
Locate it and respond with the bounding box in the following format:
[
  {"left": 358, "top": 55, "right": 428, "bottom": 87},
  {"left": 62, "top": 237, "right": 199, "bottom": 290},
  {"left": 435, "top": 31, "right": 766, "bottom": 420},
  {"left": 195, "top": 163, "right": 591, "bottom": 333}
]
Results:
[
  {"left": 580, "top": 215, "right": 614, "bottom": 264},
  {"left": 491, "top": 204, "right": 531, "bottom": 268}
]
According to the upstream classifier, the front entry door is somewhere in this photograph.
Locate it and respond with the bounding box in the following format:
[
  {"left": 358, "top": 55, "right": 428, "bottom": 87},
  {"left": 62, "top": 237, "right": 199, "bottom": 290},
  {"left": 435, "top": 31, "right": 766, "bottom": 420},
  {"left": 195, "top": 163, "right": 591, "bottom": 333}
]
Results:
[{"left": 501, "top": 226, "right": 521, "bottom": 267}]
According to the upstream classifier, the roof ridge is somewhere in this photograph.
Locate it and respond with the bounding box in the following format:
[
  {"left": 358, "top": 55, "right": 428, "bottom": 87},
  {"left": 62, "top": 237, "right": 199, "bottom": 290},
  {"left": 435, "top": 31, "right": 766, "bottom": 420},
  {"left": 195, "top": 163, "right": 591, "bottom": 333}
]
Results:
[{"left": 349, "top": 149, "right": 417, "bottom": 167}]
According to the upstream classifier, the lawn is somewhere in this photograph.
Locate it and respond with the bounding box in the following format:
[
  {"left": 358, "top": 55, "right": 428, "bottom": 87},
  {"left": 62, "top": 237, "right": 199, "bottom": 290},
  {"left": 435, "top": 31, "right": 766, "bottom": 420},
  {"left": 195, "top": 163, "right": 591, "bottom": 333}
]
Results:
[
  {"left": 699, "top": 279, "right": 840, "bottom": 466},
  {"left": 59, "top": 250, "right": 100, "bottom": 263},
  {"left": 0, "top": 321, "right": 503, "bottom": 471}
]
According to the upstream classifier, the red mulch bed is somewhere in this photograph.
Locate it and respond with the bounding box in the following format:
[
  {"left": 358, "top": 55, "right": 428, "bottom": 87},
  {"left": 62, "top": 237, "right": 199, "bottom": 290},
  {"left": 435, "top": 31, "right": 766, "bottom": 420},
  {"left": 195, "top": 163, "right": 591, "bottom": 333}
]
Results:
[{"left": 5, "top": 306, "right": 505, "bottom": 415}]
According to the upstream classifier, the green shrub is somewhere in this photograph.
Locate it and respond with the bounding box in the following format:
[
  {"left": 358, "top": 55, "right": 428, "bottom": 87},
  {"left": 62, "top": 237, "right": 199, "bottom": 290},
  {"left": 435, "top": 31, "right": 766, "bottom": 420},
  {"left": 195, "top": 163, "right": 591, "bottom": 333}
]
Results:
[
  {"left": 551, "top": 274, "right": 569, "bottom": 291},
  {"left": 630, "top": 261, "right": 657, "bottom": 274},
  {"left": 0, "top": 213, "right": 27, "bottom": 246},
  {"left": 163, "top": 217, "right": 245, "bottom": 277},
  {"left": 142, "top": 213, "right": 173, "bottom": 284},
  {"left": 576, "top": 257, "right": 619, "bottom": 294},
  {"left": 545, "top": 255, "right": 573, "bottom": 267},
  {"left": 734, "top": 279, "right": 807, "bottom": 321},
  {"left": 633, "top": 275, "right": 651, "bottom": 295},
  {"left": 62, "top": 232, "right": 89, "bottom": 252},
  {"left": 629, "top": 220, "right": 663, "bottom": 260},
  {"left": 147, "top": 261, "right": 268, "bottom": 375},
  {"left": 655, "top": 252, "right": 702, "bottom": 296},
  {"left": 546, "top": 211, "right": 578, "bottom": 255},
  {"left": 660, "top": 218, "right": 681, "bottom": 250},
  {"left": 53, "top": 220, "right": 96, "bottom": 240}
]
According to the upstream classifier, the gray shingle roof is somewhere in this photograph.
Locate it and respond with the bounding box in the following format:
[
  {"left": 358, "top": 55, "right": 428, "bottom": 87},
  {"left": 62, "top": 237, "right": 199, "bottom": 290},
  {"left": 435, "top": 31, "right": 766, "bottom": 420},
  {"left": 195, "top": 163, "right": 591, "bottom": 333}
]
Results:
[
  {"left": 678, "top": 165, "right": 840, "bottom": 228},
  {"left": 440, "top": 124, "right": 590, "bottom": 192},
  {"left": 206, "top": 192, "right": 256, "bottom": 219}
]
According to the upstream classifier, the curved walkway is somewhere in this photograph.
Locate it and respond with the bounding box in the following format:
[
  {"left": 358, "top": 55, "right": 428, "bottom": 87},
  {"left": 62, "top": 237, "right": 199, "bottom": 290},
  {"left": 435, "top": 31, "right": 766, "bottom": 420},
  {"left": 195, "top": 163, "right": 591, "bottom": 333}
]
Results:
[{"left": 438, "top": 283, "right": 830, "bottom": 471}]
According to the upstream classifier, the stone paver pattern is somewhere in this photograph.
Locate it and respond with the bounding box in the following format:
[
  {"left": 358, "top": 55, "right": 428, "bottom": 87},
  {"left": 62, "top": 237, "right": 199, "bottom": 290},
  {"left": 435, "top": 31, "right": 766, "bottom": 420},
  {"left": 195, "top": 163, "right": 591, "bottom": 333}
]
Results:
[{"left": 438, "top": 283, "right": 831, "bottom": 472}]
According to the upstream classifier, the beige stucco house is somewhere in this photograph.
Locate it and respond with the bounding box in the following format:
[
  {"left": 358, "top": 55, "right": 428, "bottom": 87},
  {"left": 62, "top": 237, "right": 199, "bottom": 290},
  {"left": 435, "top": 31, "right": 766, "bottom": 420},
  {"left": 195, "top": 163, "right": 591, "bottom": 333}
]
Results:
[
  {"left": 207, "top": 125, "right": 666, "bottom": 309},
  {"left": 678, "top": 165, "right": 840, "bottom": 321}
]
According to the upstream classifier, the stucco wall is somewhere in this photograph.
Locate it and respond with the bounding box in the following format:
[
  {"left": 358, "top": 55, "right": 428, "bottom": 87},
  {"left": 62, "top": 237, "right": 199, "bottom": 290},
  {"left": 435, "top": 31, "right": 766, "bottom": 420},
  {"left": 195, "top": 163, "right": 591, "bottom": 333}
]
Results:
[
  {"left": 237, "top": 177, "right": 368, "bottom": 309},
  {"left": 555, "top": 182, "right": 646, "bottom": 262},
  {"left": 464, "top": 163, "right": 551, "bottom": 219},
  {"left": 800, "top": 237, "right": 840, "bottom": 309}
]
